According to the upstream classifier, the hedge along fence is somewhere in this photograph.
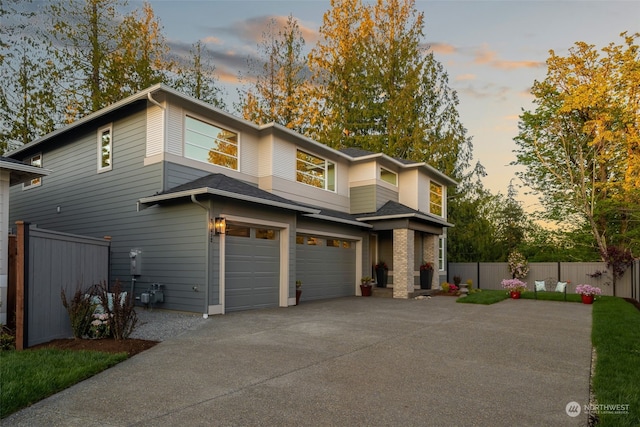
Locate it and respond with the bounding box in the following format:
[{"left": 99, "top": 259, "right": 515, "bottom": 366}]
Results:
[{"left": 448, "top": 261, "right": 640, "bottom": 300}]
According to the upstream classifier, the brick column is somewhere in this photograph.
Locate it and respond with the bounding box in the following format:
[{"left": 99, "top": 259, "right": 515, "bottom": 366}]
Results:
[{"left": 393, "top": 229, "right": 414, "bottom": 299}]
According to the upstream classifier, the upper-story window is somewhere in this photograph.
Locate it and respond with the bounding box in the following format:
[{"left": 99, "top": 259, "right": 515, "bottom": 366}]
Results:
[
  {"left": 430, "top": 182, "right": 443, "bottom": 216},
  {"left": 97, "top": 124, "right": 112, "bottom": 173},
  {"left": 380, "top": 167, "right": 397, "bottom": 186},
  {"left": 185, "top": 116, "right": 238, "bottom": 170},
  {"left": 23, "top": 153, "right": 42, "bottom": 189},
  {"left": 296, "top": 149, "right": 335, "bottom": 191}
]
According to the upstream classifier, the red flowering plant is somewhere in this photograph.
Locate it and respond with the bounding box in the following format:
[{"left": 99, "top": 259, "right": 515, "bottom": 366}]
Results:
[
  {"left": 375, "top": 261, "right": 388, "bottom": 270},
  {"left": 420, "top": 261, "right": 434, "bottom": 271}
]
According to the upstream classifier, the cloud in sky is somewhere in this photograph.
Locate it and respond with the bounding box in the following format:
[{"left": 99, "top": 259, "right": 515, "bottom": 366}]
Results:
[
  {"left": 455, "top": 73, "right": 476, "bottom": 81},
  {"left": 427, "top": 42, "right": 457, "bottom": 55},
  {"left": 473, "top": 44, "right": 543, "bottom": 70}
]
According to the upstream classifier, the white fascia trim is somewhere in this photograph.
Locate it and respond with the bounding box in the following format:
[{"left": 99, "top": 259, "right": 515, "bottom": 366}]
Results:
[
  {"left": 302, "top": 213, "right": 373, "bottom": 229},
  {"left": 0, "top": 161, "right": 51, "bottom": 177},
  {"left": 139, "top": 187, "right": 320, "bottom": 214},
  {"left": 356, "top": 212, "right": 454, "bottom": 227}
]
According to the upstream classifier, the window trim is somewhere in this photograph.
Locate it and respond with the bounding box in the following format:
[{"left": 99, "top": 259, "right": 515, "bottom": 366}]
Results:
[
  {"left": 23, "top": 153, "right": 43, "bottom": 189},
  {"left": 295, "top": 149, "right": 336, "bottom": 192},
  {"left": 438, "top": 236, "right": 445, "bottom": 271},
  {"left": 97, "top": 124, "right": 113, "bottom": 173},
  {"left": 184, "top": 115, "right": 239, "bottom": 171},
  {"left": 429, "top": 181, "right": 443, "bottom": 217},
  {"left": 380, "top": 167, "right": 397, "bottom": 186}
]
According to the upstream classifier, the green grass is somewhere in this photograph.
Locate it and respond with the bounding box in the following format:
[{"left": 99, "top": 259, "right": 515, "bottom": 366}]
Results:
[
  {"left": 591, "top": 296, "right": 640, "bottom": 426},
  {"left": 456, "top": 289, "right": 510, "bottom": 304},
  {"left": 0, "top": 348, "right": 127, "bottom": 418}
]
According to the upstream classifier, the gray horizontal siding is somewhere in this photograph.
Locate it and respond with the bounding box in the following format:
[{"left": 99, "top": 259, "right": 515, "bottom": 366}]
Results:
[
  {"left": 350, "top": 185, "right": 376, "bottom": 214},
  {"left": 9, "top": 109, "right": 208, "bottom": 313}
]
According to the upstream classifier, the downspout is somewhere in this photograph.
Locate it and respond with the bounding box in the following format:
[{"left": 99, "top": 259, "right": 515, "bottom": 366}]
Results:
[
  {"left": 190, "top": 195, "right": 210, "bottom": 317},
  {"left": 147, "top": 92, "right": 165, "bottom": 110}
]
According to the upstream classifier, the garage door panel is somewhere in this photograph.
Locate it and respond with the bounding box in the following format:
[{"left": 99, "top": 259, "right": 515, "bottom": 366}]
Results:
[
  {"left": 225, "top": 231, "right": 280, "bottom": 312},
  {"left": 296, "top": 235, "right": 356, "bottom": 301}
]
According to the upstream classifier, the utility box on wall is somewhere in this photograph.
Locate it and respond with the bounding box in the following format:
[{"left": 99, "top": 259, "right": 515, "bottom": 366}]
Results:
[{"left": 129, "top": 249, "right": 142, "bottom": 276}]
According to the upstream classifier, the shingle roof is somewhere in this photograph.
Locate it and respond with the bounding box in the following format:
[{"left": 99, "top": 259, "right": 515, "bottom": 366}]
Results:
[{"left": 356, "top": 201, "right": 454, "bottom": 227}]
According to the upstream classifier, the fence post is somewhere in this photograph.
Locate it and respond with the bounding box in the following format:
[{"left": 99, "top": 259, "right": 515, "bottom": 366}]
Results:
[{"left": 15, "top": 221, "right": 29, "bottom": 351}]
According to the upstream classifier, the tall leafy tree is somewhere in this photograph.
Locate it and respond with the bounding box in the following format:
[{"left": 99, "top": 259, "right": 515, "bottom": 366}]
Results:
[
  {"left": 0, "top": 0, "right": 59, "bottom": 152},
  {"left": 239, "top": 14, "right": 310, "bottom": 133},
  {"left": 513, "top": 33, "right": 640, "bottom": 259},
  {"left": 309, "top": 0, "right": 473, "bottom": 180},
  {"left": 173, "top": 40, "right": 226, "bottom": 109}
]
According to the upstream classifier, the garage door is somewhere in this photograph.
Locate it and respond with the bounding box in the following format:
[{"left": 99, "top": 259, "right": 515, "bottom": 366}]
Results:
[
  {"left": 296, "top": 234, "right": 356, "bottom": 301},
  {"left": 225, "top": 225, "right": 280, "bottom": 312}
]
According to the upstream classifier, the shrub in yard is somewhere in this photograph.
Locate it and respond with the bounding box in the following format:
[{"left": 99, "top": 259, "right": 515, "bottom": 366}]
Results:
[
  {"left": 96, "top": 280, "right": 137, "bottom": 340},
  {"left": 441, "top": 282, "right": 450, "bottom": 292},
  {"left": 0, "top": 324, "right": 15, "bottom": 351},
  {"left": 61, "top": 284, "right": 99, "bottom": 339}
]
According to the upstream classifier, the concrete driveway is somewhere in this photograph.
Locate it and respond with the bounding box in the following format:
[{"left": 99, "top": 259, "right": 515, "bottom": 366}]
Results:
[{"left": 3, "top": 296, "right": 593, "bottom": 426}]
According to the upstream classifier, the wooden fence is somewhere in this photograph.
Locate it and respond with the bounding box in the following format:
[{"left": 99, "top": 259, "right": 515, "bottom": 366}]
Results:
[
  {"left": 449, "top": 261, "right": 639, "bottom": 300},
  {"left": 9, "top": 222, "right": 111, "bottom": 349}
]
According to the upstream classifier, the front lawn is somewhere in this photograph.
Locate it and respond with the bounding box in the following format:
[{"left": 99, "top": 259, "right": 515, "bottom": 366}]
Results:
[{"left": 0, "top": 348, "right": 127, "bottom": 418}]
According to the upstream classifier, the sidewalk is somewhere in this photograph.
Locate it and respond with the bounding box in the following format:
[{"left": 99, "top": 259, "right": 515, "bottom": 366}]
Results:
[{"left": 3, "top": 296, "right": 593, "bottom": 426}]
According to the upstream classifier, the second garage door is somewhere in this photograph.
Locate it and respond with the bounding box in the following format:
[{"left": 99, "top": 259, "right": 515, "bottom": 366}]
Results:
[{"left": 296, "top": 234, "right": 356, "bottom": 301}]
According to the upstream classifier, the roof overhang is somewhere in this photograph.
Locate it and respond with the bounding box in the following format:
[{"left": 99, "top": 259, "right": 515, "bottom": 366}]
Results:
[
  {"left": 0, "top": 159, "right": 51, "bottom": 186},
  {"left": 302, "top": 212, "right": 373, "bottom": 229},
  {"left": 139, "top": 187, "right": 320, "bottom": 214},
  {"left": 356, "top": 212, "right": 454, "bottom": 228}
]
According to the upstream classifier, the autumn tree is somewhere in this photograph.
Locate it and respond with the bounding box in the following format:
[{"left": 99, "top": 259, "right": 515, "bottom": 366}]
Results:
[
  {"left": 239, "top": 14, "right": 310, "bottom": 133},
  {"left": 514, "top": 32, "right": 640, "bottom": 260},
  {"left": 309, "top": 0, "right": 473, "bottom": 180},
  {"left": 0, "top": 0, "right": 59, "bottom": 152},
  {"left": 173, "top": 40, "right": 226, "bottom": 109}
]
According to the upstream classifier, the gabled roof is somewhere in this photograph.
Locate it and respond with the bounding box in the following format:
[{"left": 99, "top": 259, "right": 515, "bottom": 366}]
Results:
[
  {"left": 139, "top": 173, "right": 319, "bottom": 214},
  {"left": 0, "top": 156, "right": 51, "bottom": 186},
  {"left": 356, "top": 200, "right": 454, "bottom": 228},
  {"left": 338, "top": 148, "right": 457, "bottom": 187}
]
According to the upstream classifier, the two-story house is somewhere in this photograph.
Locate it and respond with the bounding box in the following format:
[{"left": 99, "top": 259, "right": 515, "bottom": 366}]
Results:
[{"left": 8, "top": 84, "right": 455, "bottom": 316}]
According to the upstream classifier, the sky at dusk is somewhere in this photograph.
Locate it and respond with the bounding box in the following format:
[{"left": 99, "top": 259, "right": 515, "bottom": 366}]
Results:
[{"left": 18, "top": 1, "right": 640, "bottom": 210}]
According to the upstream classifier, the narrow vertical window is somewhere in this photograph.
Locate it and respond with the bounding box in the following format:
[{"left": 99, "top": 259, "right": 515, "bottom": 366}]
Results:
[
  {"left": 438, "top": 236, "right": 445, "bottom": 271},
  {"left": 24, "top": 154, "right": 42, "bottom": 189},
  {"left": 98, "top": 124, "right": 112, "bottom": 172},
  {"left": 430, "top": 182, "right": 443, "bottom": 216}
]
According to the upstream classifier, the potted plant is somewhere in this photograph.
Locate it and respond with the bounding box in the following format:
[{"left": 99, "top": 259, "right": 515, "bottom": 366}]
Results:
[
  {"left": 295, "top": 280, "right": 302, "bottom": 305},
  {"left": 501, "top": 278, "right": 527, "bottom": 299},
  {"left": 419, "top": 261, "right": 434, "bottom": 289},
  {"left": 360, "top": 276, "right": 373, "bottom": 296},
  {"left": 575, "top": 284, "right": 601, "bottom": 304},
  {"left": 375, "top": 261, "right": 388, "bottom": 288}
]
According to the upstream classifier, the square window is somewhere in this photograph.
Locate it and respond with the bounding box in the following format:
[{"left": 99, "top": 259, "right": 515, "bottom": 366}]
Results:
[
  {"left": 185, "top": 116, "right": 238, "bottom": 170},
  {"left": 296, "top": 149, "right": 335, "bottom": 191}
]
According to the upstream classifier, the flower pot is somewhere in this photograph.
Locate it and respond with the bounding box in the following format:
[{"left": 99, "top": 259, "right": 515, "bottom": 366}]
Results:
[
  {"left": 420, "top": 269, "right": 433, "bottom": 289},
  {"left": 360, "top": 284, "right": 372, "bottom": 296},
  {"left": 296, "top": 289, "right": 302, "bottom": 305},
  {"left": 581, "top": 294, "right": 594, "bottom": 304},
  {"left": 509, "top": 290, "right": 521, "bottom": 299},
  {"left": 375, "top": 268, "right": 388, "bottom": 288}
]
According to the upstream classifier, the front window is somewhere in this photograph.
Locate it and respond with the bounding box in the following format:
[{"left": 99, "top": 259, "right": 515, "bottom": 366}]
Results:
[
  {"left": 185, "top": 116, "right": 238, "bottom": 170},
  {"left": 430, "top": 182, "right": 443, "bottom": 216},
  {"left": 380, "top": 167, "right": 397, "bottom": 186},
  {"left": 24, "top": 154, "right": 42, "bottom": 189},
  {"left": 296, "top": 149, "right": 335, "bottom": 191},
  {"left": 98, "top": 124, "right": 112, "bottom": 172},
  {"left": 438, "top": 236, "right": 445, "bottom": 271}
]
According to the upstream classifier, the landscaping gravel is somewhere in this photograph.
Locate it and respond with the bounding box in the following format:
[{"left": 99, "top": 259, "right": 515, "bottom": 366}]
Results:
[{"left": 129, "top": 308, "right": 208, "bottom": 342}]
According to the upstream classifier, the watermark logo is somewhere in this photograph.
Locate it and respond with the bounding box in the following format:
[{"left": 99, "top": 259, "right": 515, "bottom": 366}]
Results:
[
  {"left": 585, "top": 403, "right": 630, "bottom": 415},
  {"left": 566, "top": 401, "right": 581, "bottom": 417}
]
